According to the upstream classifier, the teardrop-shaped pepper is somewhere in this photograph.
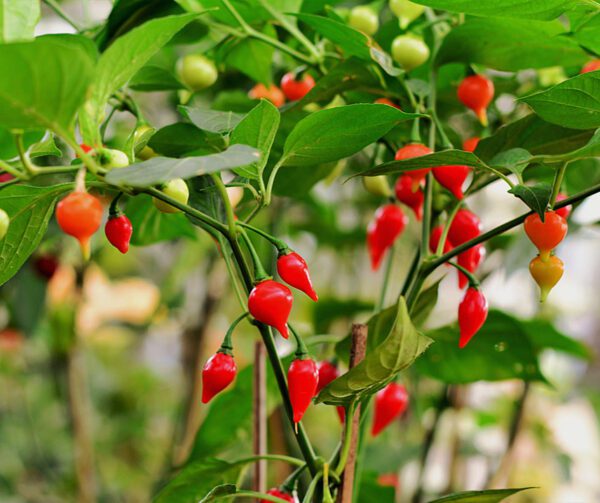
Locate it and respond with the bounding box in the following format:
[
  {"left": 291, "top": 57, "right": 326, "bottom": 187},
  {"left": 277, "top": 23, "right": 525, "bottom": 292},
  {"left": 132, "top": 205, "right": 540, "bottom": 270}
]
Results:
[
  {"left": 433, "top": 165, "right": 471, "bottom": 199},
  {"left": 395, "top": 175, "right": 424, "bottom": 220},
  {"left": 277, "top": 251, "right": 318, "bottom": 302},
  {"left": 523, "top": 211, "right": 567, "bottom": 262},
  {"left": 448, "top": 209, "right": 482, "bottom": 246},
  {"left": 371, "top": 383, "right": 409, "bottom": 437},
  {"left": 394, "top": 143, "right": 433, "bottom": 189},
  {"left": 367, "top": 204, "right": 408, "bottom": 270},
  {"left": 457, "top": 244, "right": 486, "bottom": 289},
  {"left": 529, "top": 255, "right": 564, "bottom": 302},
  {"left": 457, "top": 74, "right": 494, "bottom": 126},
  {"left": 105, "top": 214, "right": 133, "bottom": 254},
  {"left": 248, "top": 279, "right": 293, "bottom": 339},
  {"left": 56, "top": 190, "right": 103, "bottom": 260},
  {"left": 287, "top": 357, "right": 318, "bottom": 423},
  {"left": 316, "top": 360, "right": 338, "bottom": 393},
  {"left": 201, "top": 351, "right": 237, "bottom": 403},
  {"left": 458, "top": 287, "right": 488, "bottom": 348}
]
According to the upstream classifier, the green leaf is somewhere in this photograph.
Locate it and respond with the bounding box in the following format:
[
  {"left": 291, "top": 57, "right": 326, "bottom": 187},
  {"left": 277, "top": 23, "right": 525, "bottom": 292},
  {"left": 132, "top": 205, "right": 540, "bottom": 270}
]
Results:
[
  {"left": 562, "top": 129, "right": 600, "bottom": 160},
  {"left": 574, "top": 11, "right": 600, "bottom": 54},
  {"left": 230, "top": 100, "right": 280, "bottom": 179},
  {"left": 126, "top": 194, "right": 196, "bottom": 246},
  {"left": 411, "top": 279, "right": 441, "bottom": 328},
  {"left": 148, "top": 123, "right": 224, "bottom": 157},
  {"left": 437, "top": 18, "right": 587, "bottom": 71},
  {"left": 0, "top": 35, "right": 95, "bottom": 132},
  {"left": 508, "top": 183, "right": 552, "bottom": 218},
  {"left": 520, "top": 72, "right": 600, "bottom": 130},
  {"left": 522, "top": 318, "right": 593, "bottom": 361},
  {"left": 282, "top": 104, "right": 418, "bottom": 167},
  {"left": 316, "top": 297, "right": 432, "bottom": 406},
  {"left": 489, "top": 148, "right": 532, "bottom": 176},
  {"left": 198, "top": 485, "right": 237, "bottom": 502},
  {"left": 83, "top": 13, "right": 198, "bottom": 144},
  {"left": 414, "top": 0, "right": 582, "bottom": 20},
  {"left": 0, "top": 128, "right": 44, "bottom": 160},
  {"left": 179, "top": 106, "right": 246, "bottom": 134},
  {"left": 0, "top": 184, "right": 71, "bottom": 286},
  {"left": 0, "top": 0, "right": 40, "bottom": 42},
  {"left": 427, "top": 487, "right": 535, "bottom": 503},
  {"left": 105, "top": 144, "right": 261, "bottom": 187},
  {"left": 29, "top": 135, "right": 62, "bottom": 158},
  {"left": 415, "top": 310, "right": 547, "bottom": 384},
  {"left": 296, "top": 13, "right": 400, "bottom": 76},
  {"left": 359, "top": 150, "right": 487, "bottom": 177},
  {"left": 219, "top": 26, "right": 275, "bottom": 85},
  {"left": 129, "top": 65, "right": 185, "bottom": 91}
]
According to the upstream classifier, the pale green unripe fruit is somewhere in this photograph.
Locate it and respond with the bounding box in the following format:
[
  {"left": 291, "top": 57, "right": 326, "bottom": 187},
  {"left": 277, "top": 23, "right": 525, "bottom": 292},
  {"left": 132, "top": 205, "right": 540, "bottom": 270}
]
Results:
[
  {"left": 100, "top": 148, "right": 129, "bottom": 170},
  {"left": 0, "top": 209, "right": 9, "bottom": 240},
  {"left": 153, "top": 178, "right": 190, "bottom": 214},
  {"left": 348, "top": 6, "right": 379, "bottom": 36},
  {"left": 389, "top": 0, "right": 425, "bottom": 29},
  {"left": 538, "top": 67, "right": 567, "bottom": 87},
  {"left": 391, "top": 35, "right": 430, "bottom": 71},
  {"left": 362, "top": 176, "right": 392, "bottom": 198},
  {"left": 177, "top": 54, "right": 218, "bottom": 92}
]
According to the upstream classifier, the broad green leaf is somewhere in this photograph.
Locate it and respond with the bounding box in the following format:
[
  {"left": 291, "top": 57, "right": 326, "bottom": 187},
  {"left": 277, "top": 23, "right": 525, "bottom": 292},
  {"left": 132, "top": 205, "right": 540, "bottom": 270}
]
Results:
[
  {"left": 230, "top": 100, "right": 280, "bottom": 179},
  {"left": 0, "top": 184, "right": 71, "bottom": 286},
  {"left": 129, "top": 65, "right": 185, "bottom": 91},
  {"left": 219, "top": 26, "right": 275, "bottom": 85},
  {"left": 414, "top": 0, "right": 583, "bottom": 20},
  {"left": 574, "top": 11, "right": 600, "bottom": 54},
  {"left": 489, "top": 148, "right": 532, "bottom": 176},
  {"left": 186, "top": 176, "right": 227, "bottom": 229},
  {"left": 126, "top": 194, "right": 196, "bottom": 246},
  {"left": 148, "top": 123, "right": 224, "bottom": 157},
  {"left": 29, "top": 135, "right": 62, "bottom": 158},
  {"left": 520, "top": 72, "right": 600, "bottom": 130},
  {"left": 475, "top": 114, "right": 595, "bottom": 163},
  {"left": 411, "top": 279, "right": 441, "bottom": 328},
  {"left": 562, "top": 129, "right": 600, "bottom": 160},
  {"left": 415, "top": 310, "right": 547, "bottom": 383},
  {"left": 199, "top": 485, "right": 237, "bottom": 502},
  {"left": 428, "top": 487, "right": 534, "bottom": 503},
  {"left": 192, "top": 0, "right": 270, "bottom": 26},
  {"left": 522, "top": 318, "right": 593, "bottom": 361},
  {"left": 437, "top": 18, "right": 588, "bottom": 71},
  {"left": 282, "top": 104, "right": 418, "bottom": 167},
  {"left": 272, "top": 161, "right": 342, "bottom": 197},
  {"left": 83, "top": 13, "right": 198, "bottom": 144},
  {"left": 0, "top": 0, "right": 40, "bottom": 42},
  {"left": 0, "top": 128, "right": 44, "bottom": 160},
  {"left": 296, "top": 13, "right": 400, "bottom": 76},
  {"left": 105, "top": 144, "right": 261, "bottom": 187},
  {"left": 359, "top": 150, "right": 487, "bottom": 177},
  {"left": 0, "top": 35, "right": 95, "bottom": 132},
  {"left": 179, "top": 107, "right": 246, "bottom": 133},
  {"left": 316, "top": 297, "right": 432, "bottom": 406},
  {"left": 508, "top": 183, "right": 552, "bottom": 218}
]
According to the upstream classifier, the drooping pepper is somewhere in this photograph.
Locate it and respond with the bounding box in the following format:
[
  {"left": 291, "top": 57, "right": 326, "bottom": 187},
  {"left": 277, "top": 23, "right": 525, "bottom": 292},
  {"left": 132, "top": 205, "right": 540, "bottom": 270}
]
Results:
[
  {"left": 429, "top": 225, "right": 453, "bottom": 254},
  {"left": 458, "top": 287, "right": 488, "bottom": 348},
  {"left": 261, "top": 488, "right": 297, "bottom": 503},
  {"left": 395, "top": 174, "right": 424, "bottom": 220},
  {"left": 367, "top": 204, "right": 408, "bottom": 270},
  {"left": 523, "top": 210, "right": 567, "bottom": 262},
  {"left": 394, "top": 143, "right": 433, "bottom": 189},
  {"left": 433, "top": 164, "right": 471, "bottom": 200},
  {"left": 371, "top": 383, "right": 409, "bottom": 437},
  {"left": 105, "top": 196, "right": 133, "bottom": 254},
  {"left": 316, "top": 360, "right": 339, "bottom": 393},
  {"left": 201, "top": 352, "right": 237, "bottom": 403},
  {"left": 287, "top": 357, "right": 319, "bottom": 423},
  {"left": 277, "top": 251, "right": 318, "bottom": 302},
  {"left": 248, "top": 279, "right": 293, "bottom": 339},
  {"left": 448, "top": 208, "right": 482, "bottom": 246},
  {"left": 529, "top": 255, "right": 564, "bottom": 302},
  {"left": 457, "top": 74, "right": 495, "bottom": 126},
  {"left": 457, "top": 244, "right": 486, "bottom": 289}
]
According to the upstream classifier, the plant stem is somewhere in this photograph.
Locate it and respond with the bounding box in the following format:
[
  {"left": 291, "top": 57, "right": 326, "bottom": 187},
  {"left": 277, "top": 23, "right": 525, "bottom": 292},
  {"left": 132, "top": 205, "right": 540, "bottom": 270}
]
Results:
[
  {"left": 448, "top": 261, "right": 479, "bottom": 287},
  {"left": 15, "top": 133, "right": 36, "bottom": 175},
  {"left": 376, "top": 243, "right": 395, "bottom": 311},
  {"left": 435, "top": 201, "right": 462, "bottom": 256},
  {"left": 233, "top": 454, "right": 306, "bottom": 467},
  {"left": 0, "top": 159, "right": 27, "bottom": 179},
  {"left": 238, "top": 221, "right": 289, "bottom": 252},
  {"left": 550, "top": 161, "right": 568, "bottom": 207},
  {"left": 211, "top": 173, "right": 237, "bottom": 235},
  {"left": 334, "top": 401, "right": 357, "bottom": 475},
  {"left": 240, "top": 229, "right": 270, "bottom": 281},
  {"left": 265, "top": 159, "right": 284, "bottom": 206}
]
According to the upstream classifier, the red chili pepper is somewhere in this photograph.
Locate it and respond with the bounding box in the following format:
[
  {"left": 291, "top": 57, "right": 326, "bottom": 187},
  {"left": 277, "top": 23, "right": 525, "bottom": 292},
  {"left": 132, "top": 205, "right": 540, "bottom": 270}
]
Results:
[
  {"left": 457, "top": 244, "right": 486, "bottom": 289},
  {"left": 458, "top": 287, "right": 488, "bottom": 348},
  {"left": 0, "top": 172, "right": 15, "bottom": 183},
  {"left": 429, "top": 225, "right": 453, "bottom": 254},
  {"left": 80, "top": 143, "right": 93, "bottom": 154},
  {"left": 371, "top": 383, "right": 409, "bottom": 437},
  {"left": 105, "top": 214, "right": 133, "bottom": 254},
  {"left": 277, "top": 251, "right": 318, "bottom": 302},
  {"left": 374, "top": 97, "right": 401, "bottom": 109},
  {"left": 248, "top": 280, "right": 293, "bottom": 339},
  {"left": 523, "top": 211, "right": 567, "bottom": 262},
  {"left": 554, "top": 193, "right": 572, "bottom": 220},
  {"left": 316, "top": 360, "right": 338, "bottom": 393},
  {"left": 395, "top": 175, "right": 424, "bottom": 220},
  {"left": 448, "top": 209, "right": 481, "bottom": 246},
  {"left": 201, "top": 351, "right": 237, "bottom": 403},
  {"left": 56, "top": 190, "right": 103, "bottom": 260},
  {"left": 261, "top": 488, "right": 297, "bottom": 503},
  {"left": 336, "top": 406, "right": 346, "bottom": 423},
  {"left": 462, "top": 137, "right": 480, "bottom": 153},
  {"left": 433, "top": 164, "right": 470, "bottom": 199},
  {"left": 457, "top": 74, "right": 494, "bottom": 126},
  {"left": 394, "top": 143, "right": 433, "bottom": 189},
  {"left": 367, "top": 204, "right": 408, "bottom": 270},
  {"left": 287, "top": 357, "right": 319, "bottom": 423},
  {"left": 280, "top": 72, "right": 315, "bottom": 101},
  {"left": 581, "top": 59, "right": 600, "bottom": 74},
  {"left": 33, "top": 254, "right": 59, "bottom": 280}
]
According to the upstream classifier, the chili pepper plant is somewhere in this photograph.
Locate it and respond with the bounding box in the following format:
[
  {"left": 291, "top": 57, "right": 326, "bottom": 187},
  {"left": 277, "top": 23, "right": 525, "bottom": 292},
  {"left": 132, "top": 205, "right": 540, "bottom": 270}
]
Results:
[{"left": 0, "top": 0, "right": 599, "bottom": 502}]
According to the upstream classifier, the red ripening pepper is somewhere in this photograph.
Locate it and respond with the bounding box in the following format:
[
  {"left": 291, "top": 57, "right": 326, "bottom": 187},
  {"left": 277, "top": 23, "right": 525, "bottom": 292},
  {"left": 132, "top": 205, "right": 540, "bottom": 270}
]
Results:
[
  {"left": 523, "top": 211, "right": 567, "bottom": 262},
  {"left": 458, "top": 287, "right": 488, "bottom": 348},
  {"left": 316, "top": 360, "right": 338, "bottom": 393},
  {"left": 201, "top": 351, "right": 237, "bottom": 403},
  {"left": 248, "top": 280, "right": 293, "bottom": 339},
  {"left": 287, "top": 357, "right": 319, "bottom": 423},
  {"left": 529, "top": 255, "right": 564, "bottom": 303},
  {"left": 581, "top": 60, "right": 600, "bottom": 74},
  {"left": 277, "top": 251, "right": 318, "bottom": 302},
  {"left": 367, "top": 204, "right": 408, "bottom": 270},
  {"left": 374, "top": 97, "right": 401, "bottom": 109},
  {"left": 394, "top": 143, "right": 433, "bottom": 189},
  {"left": 462, "top": 137, "right": 480, "bottom": 153},
  {"left": 261, "top": 488, "right": 297, "bottom": 503},
  {"left": 448, "top": 209, "right": 482, "bottom": 246},
  {"left": 457, "top": 244, "right": 486, "bottom": 289},
  {"left": 280, "top": 72, "right": 315, "bottom": 101},
  {"left": 395, "top": 175, "right": 424, "bottom": 220},
  {"left": 105, "top": 214, "right": 133, "bottom": 254},
  {"left": 371, "top": 383, "right": 409, "bottom": 437},
  {"left": 457, "top": 74, "right": 494, "bottom": 126},
  {"left": 554, "top": 193, "right": 572, "bottom": 220},
  {"left": 429, "top": 225, "right": 453, "bottom": 254},
  {"left": 56, "top": 190, "right": 103, "bottom": 260},
  {"left": 433, "top": 164, "right": 470, "bottom": 200}
]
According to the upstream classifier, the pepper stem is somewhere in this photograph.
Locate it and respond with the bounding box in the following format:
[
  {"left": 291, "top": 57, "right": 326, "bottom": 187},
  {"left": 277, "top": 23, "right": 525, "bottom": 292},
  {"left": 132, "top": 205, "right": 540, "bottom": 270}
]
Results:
[
  {"left": 219, "top": 312, "right": 250, "bottom": 355},
  {"left": 448, "top": 260, "right": 480, "bottom": 288},
  {"left": 239, "top": 229, "right": 270, "bottom": 282},
  {"left": 289, "top": 324, "right": 309, "bottom": 359},
  {"left": 109, "top": 192, "right": 124, "bottom": 218},
  {"left": 237, "top": 221, "right": 289, "bottom": 254}
]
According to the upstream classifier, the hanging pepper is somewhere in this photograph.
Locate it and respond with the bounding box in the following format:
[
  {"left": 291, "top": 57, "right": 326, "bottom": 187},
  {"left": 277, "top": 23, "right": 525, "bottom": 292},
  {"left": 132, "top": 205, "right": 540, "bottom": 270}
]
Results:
[
  {"left": 529, "top": 255, "right": 564, "bottom": 302},
  {"left": 457, "top": 74, "right": 495, "bottom": 126},
  {"left": 394, "top": 143, "right": 433, "bottom": 190},
  {"left": 277, "top": 251, "right": 318, "bottom": 302},
  {"left": 248, "top": 280, "right": 293, "bottom": 339},
  {"left": 523, "top": 210, "right": 567, "bottom": 262},
  {"left": 457, "top": 244, "right": 486, "bottom": 289},
  {"left": 371, "top": 383, "right": 409, "bottom": 437},
  {"left": 316, "top": 360, "right": 339, "bottom": 393},
  {"left": 448, "top": 208, "right": 482, "bottom": 246},
  {"left": 554, "top": 193, "right": 572, "bottom": 220},
  {"left": 458, "top": 287, "right": 488, "bottom": 348},
  {"left": 261, "top": 488, "right": 297, "bottom": 503},
  {"left": 367, "top": 204, "right": 408, "bottom": 270},
  {"left": 429, "top": 225, "right": 453, "bottom": 254},
  {"left": 462, "top": 137, "right": 480, "bottom": 153},
  {"left": 288, "top": 357, "right": 319, "bottom": 424},
  {"left": 105, "top": 195, "right": 133, "bottom": 254},
  {"left": 433, "top": 165, "right": 471, "bottom": 200},
  {"left": 395, "top": 175, "right": 424, "bottom": 220}
]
